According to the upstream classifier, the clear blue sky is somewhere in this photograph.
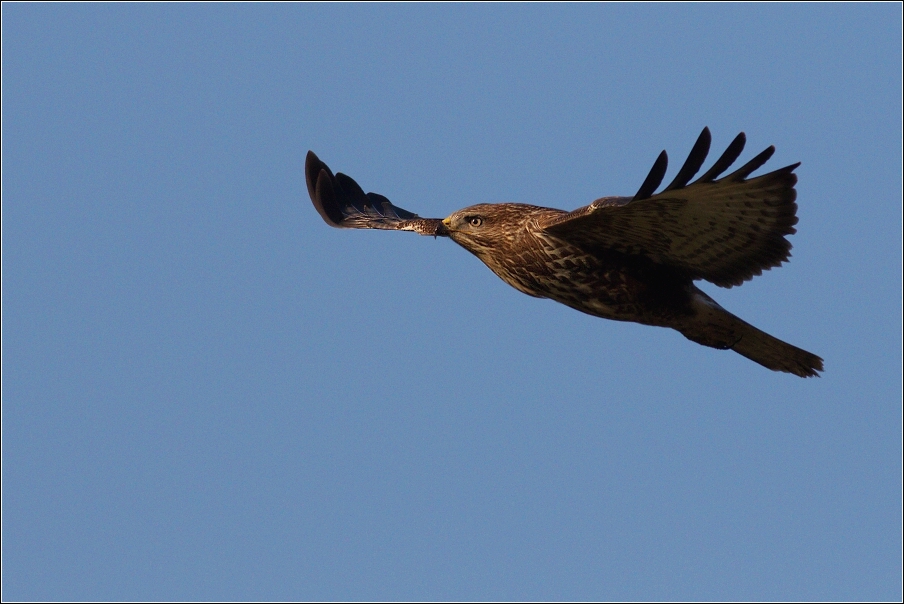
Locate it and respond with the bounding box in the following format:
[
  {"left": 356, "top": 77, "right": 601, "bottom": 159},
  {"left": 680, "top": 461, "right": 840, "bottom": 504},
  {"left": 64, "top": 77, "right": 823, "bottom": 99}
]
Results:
[{"left": 3, "top": 4, "right": 901, "bottom": 601}]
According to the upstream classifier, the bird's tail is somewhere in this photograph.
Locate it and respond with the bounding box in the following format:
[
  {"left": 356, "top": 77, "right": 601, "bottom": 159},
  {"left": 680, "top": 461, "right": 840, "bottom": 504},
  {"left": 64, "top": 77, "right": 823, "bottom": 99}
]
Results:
[{"left": 679, "top": 290, "right": 823, "bottom": 378}]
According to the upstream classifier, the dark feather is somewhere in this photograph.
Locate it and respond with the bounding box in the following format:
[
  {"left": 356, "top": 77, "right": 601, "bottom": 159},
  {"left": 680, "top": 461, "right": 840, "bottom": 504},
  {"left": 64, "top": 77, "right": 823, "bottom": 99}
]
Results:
[
  {"left": 697, "top": 132, "right": 746, "bottom": 182},
  {"left": 724, "top": 145, "right": 775, "bottom": 181},
  {"left": 307, "top": 152, "right": 344, "bottom": 226},
  {"left": 663, "top": 127, "right": 712, "bottom": 191},
  {"left": 632, "top": 150, "right": 668, "bottom": 201}
]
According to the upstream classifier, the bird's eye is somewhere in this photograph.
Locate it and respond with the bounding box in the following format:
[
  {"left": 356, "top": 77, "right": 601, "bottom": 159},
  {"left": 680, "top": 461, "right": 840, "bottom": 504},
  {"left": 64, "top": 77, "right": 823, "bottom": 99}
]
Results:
[{"left": 468, "top": 216, "right": 483, "bottom": 227}]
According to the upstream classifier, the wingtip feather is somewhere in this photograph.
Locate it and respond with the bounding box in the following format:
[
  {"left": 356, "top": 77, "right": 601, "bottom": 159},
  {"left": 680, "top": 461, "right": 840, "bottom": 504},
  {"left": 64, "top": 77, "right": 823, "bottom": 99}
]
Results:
[
  {"left": 664, "top": 127, "right": 712, "bottom": 192},
  {"left": 697, "top": 132, "right": 747, "bottom": 183},
  {"left": 724, "top": 145, "right": 776, "bottom": 181},
  {"left": 312, "top": 169, "right": 345, "bottom": 226},
  {"left": 632, "top": 150, "right": 668, "bottom": 201}
]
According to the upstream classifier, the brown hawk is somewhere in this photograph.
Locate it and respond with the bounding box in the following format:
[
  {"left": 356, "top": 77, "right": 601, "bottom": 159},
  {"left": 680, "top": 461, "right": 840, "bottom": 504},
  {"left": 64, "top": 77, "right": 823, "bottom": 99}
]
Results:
[{"left": 305, "top": 128, "right": 823, "bottom": 377}]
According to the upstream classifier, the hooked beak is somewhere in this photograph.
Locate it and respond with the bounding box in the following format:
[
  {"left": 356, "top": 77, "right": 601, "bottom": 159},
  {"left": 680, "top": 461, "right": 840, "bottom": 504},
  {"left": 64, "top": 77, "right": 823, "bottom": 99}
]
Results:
[{"left": 442, "top": 217, "right": 453, "bottom": 231}]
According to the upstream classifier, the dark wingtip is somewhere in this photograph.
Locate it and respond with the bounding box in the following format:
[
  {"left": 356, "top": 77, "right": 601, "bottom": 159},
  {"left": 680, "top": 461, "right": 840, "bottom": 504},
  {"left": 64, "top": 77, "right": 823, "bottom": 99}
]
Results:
[
  {"left": 664, "top": 127, "right": 712, "bottom": 192},
  {"left": 697, "top": 132, "right": 747, "bottom": 183},
  {"left": 725, "top": 145, "right": 776, "bottom": 181},
  {"left": 306, "top": 152, "right": 345, "bottom": 227},
  {"left": 305, "top": 151, "right": 434, "bottom": 232},
  {"left": 632, "top": 149, "right": 668, "bottom": 201},
  {"left": 305, "top": 151, "right": 325, "bottom": 203}
]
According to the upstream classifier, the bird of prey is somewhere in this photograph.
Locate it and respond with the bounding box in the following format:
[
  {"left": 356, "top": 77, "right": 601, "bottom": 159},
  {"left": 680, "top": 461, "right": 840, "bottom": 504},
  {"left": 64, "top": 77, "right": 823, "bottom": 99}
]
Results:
[{"left": 305, "top": 128, "right": 823, "bottom": 377}]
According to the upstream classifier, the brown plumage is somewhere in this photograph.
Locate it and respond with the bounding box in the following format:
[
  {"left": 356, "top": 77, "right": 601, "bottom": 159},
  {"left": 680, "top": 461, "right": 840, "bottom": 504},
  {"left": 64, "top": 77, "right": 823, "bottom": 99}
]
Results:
[{"left": 305, "top": 128, "right": 823, "bottom": 377}]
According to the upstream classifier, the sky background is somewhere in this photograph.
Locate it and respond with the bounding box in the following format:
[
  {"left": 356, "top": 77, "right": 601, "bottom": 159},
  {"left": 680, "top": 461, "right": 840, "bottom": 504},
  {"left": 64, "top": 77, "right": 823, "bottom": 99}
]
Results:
[{"left": 3, "top": 4, "right": 901, "bottom": 601}]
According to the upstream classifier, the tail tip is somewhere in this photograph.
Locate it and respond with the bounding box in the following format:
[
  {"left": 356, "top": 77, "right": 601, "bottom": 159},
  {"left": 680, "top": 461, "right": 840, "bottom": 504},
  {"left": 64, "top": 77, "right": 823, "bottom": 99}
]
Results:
[{"left": 793, "top": 354, "right": 824, "bottom": 378}]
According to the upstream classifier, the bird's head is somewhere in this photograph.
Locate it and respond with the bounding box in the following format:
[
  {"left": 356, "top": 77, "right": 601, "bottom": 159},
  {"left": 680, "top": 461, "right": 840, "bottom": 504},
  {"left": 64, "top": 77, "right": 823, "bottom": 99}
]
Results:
[{"left": 442, "top": 203, "right": 531, "bottom": 259}]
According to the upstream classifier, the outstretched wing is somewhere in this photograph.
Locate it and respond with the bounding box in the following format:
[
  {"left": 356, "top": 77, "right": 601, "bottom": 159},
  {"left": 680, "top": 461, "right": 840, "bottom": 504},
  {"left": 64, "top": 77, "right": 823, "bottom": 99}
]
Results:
[
  {"left": 305, "top": 151, "right": 448, "bottom": 237},
  {"left": 542, "top": 128, "right": 800, "bottom": 287}
]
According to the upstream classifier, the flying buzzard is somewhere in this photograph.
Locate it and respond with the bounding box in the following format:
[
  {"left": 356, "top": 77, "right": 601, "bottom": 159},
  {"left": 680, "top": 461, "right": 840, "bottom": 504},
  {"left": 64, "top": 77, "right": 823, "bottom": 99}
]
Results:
[{"left": 305, "top": 128, "right": 823, "bottom": 377}]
